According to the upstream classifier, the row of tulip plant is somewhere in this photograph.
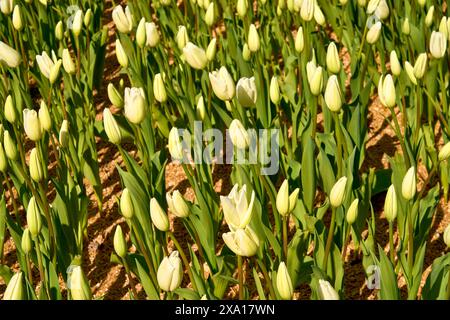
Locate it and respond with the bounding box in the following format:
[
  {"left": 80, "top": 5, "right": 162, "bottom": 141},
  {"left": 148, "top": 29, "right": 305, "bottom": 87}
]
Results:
[{"left": 0, "top": 0, "right": 450, "bottom": 300}]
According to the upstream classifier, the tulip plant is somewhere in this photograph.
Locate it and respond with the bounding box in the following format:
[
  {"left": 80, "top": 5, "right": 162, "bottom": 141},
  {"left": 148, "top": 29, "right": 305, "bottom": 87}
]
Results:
[{"left": 1, "top": 0, "right": 450, "bottom": 301}]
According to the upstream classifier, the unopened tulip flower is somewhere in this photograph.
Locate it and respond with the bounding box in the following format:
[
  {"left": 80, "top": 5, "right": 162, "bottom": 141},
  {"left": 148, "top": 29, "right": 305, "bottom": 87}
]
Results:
[
  {"left": 300, "top": 0, "right": 314, "bottom": 21},
  {"left": 197, "top": 95, "right": 206, "bottom": 120},
  {"left": 107, "top": 83, "right": 123, "bottom": 108},
  {"left": 367, "top": 0, "right": 381, "bottom": 14},
  {"left": 0, "top": 0, "right": 13, "bottom": 15},
  {"left": 270, "top": 76, "right": 281, "bottom": 105},
  {"left": 62, "top": 49, "right": 76, "bottom": 74},
  {"left": 367, "top": 21, "right": 382, "bottom": 44},
  {"left": 167, "top": 190, "right": 190, "bottom": 218},
  {"left": 29, "top": 148, "right": 44, "bottom": 182},
  {"left": 430, "top": 31, "right": 447, "bottom": 59},
  {"left": 115, "top": 39, "right": 128, "bottom": 68},
  {"left": 402, "top": 18, "right": 410, "bottom": 35},
  {"left": 443, "top": 224, "right": 450, "bottom": 248},
  {"left": 242, "top": 43, "right": 251, "bottom": 61},
  {"left": 222, "top": 226, "right": 260, "bottom": 257},
  {"left": 209, "top": 66, "right": 235, "bottom": 101},
  {"left": 0, "top": 143, "right": 7, "bottom": 173},
  {"left": 236, "top": 77, "right": 257, "bottom": 107},
  {"left": 318, "top": 279, "right": 339, "bottom": 300},
  {"left": 378, "top": 74, "right": 396, "bottom": 108},
  {"left": 277, "top": 262, "right": 293, "bottom": 300},
  {"left": 136, "top": 19, "right": 148, "bottom": 47},
  {"left": 59, "top": 120, "right": 69, "bottom": 148},
  {"left": 330, "top": 176, "right": 347, "bottom": 208},
  {"left": 23, "top": 109, "right": 42, "bottom": 141},
  {"left": 36, "top": 51, "right": 62, "bottom": 83},
  {"left": 229, "top": 119, "right": 250, "bottom": 149},
  {"left": 145, "top": 22, "right": 160, "bottom": 47},
  {"left": 69, "top": 266, "right": 92, "bottom": 300},
  {"left": 425, "top": 6, "right": 434, "bottom": 27},
  {"left": 375, "top": 0, "right": 389, "bottom": 20},
  {"left": 21, "top": 228, "right": 32, "bottom": 255},
  {"left": 12, "top": 5, "right": 23, "bottom": 31},
  {"left": 176, "top": 26, "right": 189, "bottom": 49},
  {"left": 384, "top": 184, "right": 397, "bottom": 222},
  {"left": 439, "top": 17, "right": 448, "bottom": 39},
  {"left": 221, "top": 184, "right": 255, "bottom": 229},
  {"left": 346, "top": 199, "right": 359, "bottom": 225},
  {"left": 150, "top": 197, "right": 169, "bottom": 232},
  {"left": 153, "top": 73, "right": 167, "bottom": 103},
  {"left": 276, "top": 179, "right": 300, "bottom": 216},
  {"left": 120, "top": 188, "right": 134, "bottom": 219},
  {"left": 237, "top": 0, "right": 248, "bottom": 18},
  {"left": 112, "top": 5, "right": 133, "bottom": 34},
  {"left": 27, "top": 196, "right": 42, "bottom": 237},
  {"left": 0, "top": 41, "right": 21, "bottom": 68},
  {"left": 4, "top": 131, "right": 17, "bottom": 161},
  {"left": 439, "top": 142, "right": 450, "bottom": 161},
  {"left": 326, "top": 42, "right": 341, "bottom": 74},
  {"left": 157, "top": 251, "right": 183, "bottom": 292},
  {"left": 168, "top": 127, "right": 184, "bottom": 160},
  {"left": 417, "top": 0, "right": 426, "bottom": 7},
  {"left": 205, "top": 2, "right": 215, "bottom": 26},
  {"left": 402, "top": 167, "right": 416, "bottom": 200},
  {"left": 314, "top": 3, "right": 325, "bottom": 26},
  {"left": 295, "top": 27, "right": 304, "bottom": 53},
  {"left": 183, "top": 42, "right": 208, "bottom": 70},
  {"left": 390, "top": 51, "right": 401, "bottom": 76},
  {"left": 84, "top": 9, "right": 92, "bottom": 27},
  {"left": 3, "top": 272, "right": 25, "bottom": 300},
  {"left": 113, "top": 225, "right": 127, "bottom": 258},
  {"left": 103, "top": 108, "right": 122, "bottom": 145},
  {"left": 404, "top": 61, "right": 417, "bottom": 85},
  {"left": 4, "top": 95, "right": 16, "bottom": 124},
  {"left": 306, "top": 61, "right": 323, "bottom": 96},
  {"left": 55, "top": 21, "right": 64, "bottom": 40},
  {"left": 248, "top": 24, "right": 260, "bottom": 52},
  {"left": 124, "top": 87, "right": 146, "bottom": 124},
  {"left": 38, "top": 101, "right": 51, "bottom": 132},
  {"left": 72, "top": 10, "right": 83, "bottom": 37},
  {"left": 413, "top": 53, "right": 427, "bottom": 79},
  {"left": 206, "top": 38, "right": 217, "bottom": 61},
  {"left": 357, "top": 0, "right": 366, "bottom": 6},
  {"left": 324, "top": 75, "right": 342, "bottom": 112}
]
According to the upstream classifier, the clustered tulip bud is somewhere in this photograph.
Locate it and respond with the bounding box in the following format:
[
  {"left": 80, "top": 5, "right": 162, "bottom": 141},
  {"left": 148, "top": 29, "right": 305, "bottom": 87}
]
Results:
[
  {"left": 157, "top": 251, "right": 183, "bottom": 292},
  {"left": 23, "top": 109, "right": 42, "bottom": 141},
  {"left": 108, "top": 83, "right": 124, "bottom": 108},
  {"left": 84, "top": 9, "right": 92, "bottom": 27},
  {"left": 120, "top": 188, "right": 134, "bottom": 219},
  {"left": 378, "top": 74, "right": 396, "bottom": 108},
  {"left": 276, "top": 262, "right": 293, "bottom": 300},
  {"left": 222, "top": 226, "right": 260, "bottom": 257},
  {"left": 237, "top": 0, "right": 248, "bottom": 18},
  {"left": 21, "top": 228, "right": 33, "bottom": 255},
  {"left": 276, "top": 179, "right": 300, "bottom": 216},
  {"left": 306, "top": 60, "right": 323, "bottom": 96},
  {"left": 4, "top": 95, "right": 16, "bottom": 124},
  {"left": 221, "top": 184, "right": 255, "bottom": 229},
  {"left": 318, "top": 279, "right": 339, "bottom": 300},
  {"left": 4, "top": 131, "right": 17, "bottom": 161},
  {"left": 103, "top": 108, "right": 122, "bottom": 145},
  {"left": 0, "top": 41, "right": 21, "bottom": 68},
  {"left": 329, "top": 176, "right": 347, "bottom": 208},
  {"left": 229, "top": 119, "right": 250, "bottom": 149},
  {"left": 346, "top": 198, "right": 359, "bottom": 225},
  {"left": 438, "top": 141, "right": 450, "bottom": 161},
  {"left": 270, "top": 76, "right": 281, "bottom": 105},
  {"left": 69, "top": 266, "right": 92, "bottom": 300},
  {"left": 326, "top": 42, "right": 341, "bottom": 74},
  {"left": 236, "top": 77, "right": 257, "bottom": 107},
  {"left": 402, "top": 18, "right": 410, "bottom": 35},
  {"left": 205, "top": 2, "right": 215, "bottom": 26},
  {"left": 295, "top": 27, "right": 304, "bottom": 53},
  {"left": 439, "top": 17, "right": 448, "bottom": 38},
  {"left": 209, "top": 66, "right": 235, "bottom": 101},
  {"left": 300, "top": 0, "right": 314, "bottom": 21},
  {"left": 384, "top": 184, "right": 397, "bottom": 222},
  {"left": 62, "top": 49, "right": 76, "bottom": 74},
  {"left": 3, "top": 272, "right": 25, "bottom": 300},
  {"left": 59, "top": 120, "right": 69, "bottom": 148},
  {"left": 112, "top": 5, "right": 133, "bottom": 34},
  {"left": 168, "top": 127, "right": 185, "bottom": 160},
  {"left": 72, "top": 10, "right": 83, "bottom": 37},
  {"left": 176, "top": 26, "right": 189, "bottom": 49},
  {"left": 167, "top": 190, "right": 190, "bottom": 218},
  {"left": 404, "top": 61, "right": 417, "bottom": 85},
  {"left": 430, "top": 31, "right": 447, "bottom": 59},
  {"left": 366, "top": 0, "right": 380, "bottom": 15},
  {"left": 413, "top": 53, "right": 427, "bottom": 80},
  {"left": 113, "top": 225, "right": 128, "bottom": 258},
  {"left": 29, "top": 147, "right": 44, "bottom": 182},
  {"left": 206, "top": 38, "right": 217, "bottom": 62},
  {"left": 36, "top": 51, "right": 62, "bottom": 84},
  {"left": 153, "top": 73, "right": 167, "bottom": 103},
  {"left": 124, "top": 87, "right": 146, "bottom": 124},
  {"left": 183, "top": 42, "right": 208, "bottom": 70},
  {"left": 27, "top": 196, "right": 42, "bottom": 237},
  {"left": 12, "top": 5, "right": 23, "bottom": 31},
  {"left": 324, "top": 75, "right": 342, "bottom": 112},
  {"left": 196, "top": 95, "right": 206, "bottom": 120},
  {"left": 375, "top": 0, "right": 389, "bottom": 20},
  {"left": 242, "top": 43, "right": 251, "bottom": 61},
  {"left": 248, "top": 24, "right": 260, "bottom": 52},
  {"left": 366, "top": 21, "right": 382, "bottom": 44},
  {"left": 402, "top": 166, "right": 416, "bottom": 200},
  {"left": 39, "top": 101, "right": 52, "bottom": 132},
  {"left": 425, "top": 6, "right": 434, "bottom": 27},
  {"left": 55, "top": 21, "right": 64, "bottom": 40},
  {"left": 390, "top": 51, "right": 401, "bottom": 76},
  {"left": 115, "top": 39, "right": 128, "bottom": 68},
  {"left": 150, "top": 197, "right": 169, "bottom": 232},
  {"left": 314, "top": 3, "right": 325, "bottom": 26}
]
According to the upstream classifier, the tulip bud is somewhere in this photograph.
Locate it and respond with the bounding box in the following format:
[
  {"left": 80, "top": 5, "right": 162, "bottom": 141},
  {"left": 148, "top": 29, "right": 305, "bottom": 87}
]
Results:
[
  {"left": 0, "top": 41, "right": 21, "bottom": 68},
  {"left": 196, "top": 95, "right": 206, "bottom": 120},
  {"left": 300, "top": 0, "right": 314, "bottom": 21},
  {"left": 112, "top": 5, "right": 133, "bottom": 34},
  {"left": 236, "top": 77, "right": 257, "bottom": 107},
  {"left": 55, "top": 21, "right": 64, "bottom": 40},
  {"left": 124, "top": 87, "right": 146, "bottom": 124},
  {"left": 346, "top": 198, "right": 359, "bottom": 225},
  {"left": 176, "top": 26, "right": 189, "bottom": 49},
  {"left": 248, "top": 24, "right": 260, "bottom": 52},
  {"left": 329, "top": 176, "right": 347, "bottom": 207},
  {"left": 62, "top": 49, "right": 76, "bottom": 74},
  {"left": 357, "top": 0, "right": 366, "bottom": 6},
  {"left": 430, "top": 31, "right": 447, "bottom": 59},
  {"left": 209, "top": 66, "right": 235, "bottom": 101},
  {"left": 21, "top": 228, "right": 33, "bottom": 255},
  {"left": 402, "top": 18, "right": 410, "bottom": 35},
  {"left": 367, "top": 21, "right": 382, "bottom": 44},
  {"left": 145, "top": 22, "right": 160, "bottom": 47},
  {"left": 378, "top": 74, "right": 396, "bottom": 108},
  {"left": 390, "top": 50, "right": 401, "bottom": 76},
  {"left": 0, "top": 143, "right": 7, "bottom": 173},
  {"left": 404, "top": 61, "right": 417, "bottom": 85},
  {"left": 306, "top": 62, "right": 323, "bottom": 96},
  {"left": 402, "top": 166, "right": 416, "bottom": 200},
  {"left": 417, "top": 0, "right": 426, "bottom": 7},
  {"left": 161, "top": 0, "right": 171, "bottom": 6},
  {"left": 107, "top": 83, "right": 123, "bottom": 108},
  {"left": 443, "top": 224, "right": 450, "bottom": 248},
  {"left": 242, "top": 43, "right": 251, "bottom": 61},
  {"left": 367, "top": 0, "right": 380, "bottom": 14},
  {"left": 69, "top": 266, "right": 92, "bottom": 300},
  {"left": 12, "top": 5, "right": 23, "bottom": 31},
  {"left": 375, "top": 0, "right": 389, "bottom": 20},
  {"left": 150, "top": 198, "right": 169, "bottom": 232},
  {"left": 270, "top": 76, "right": 281, "bottom": 105},
  {"left": 168, "top": 127, "right": 185, "bottom": 160},
  {"left": 295, "top": 27, "right": 304, "bottom": 53},
  {"left": 326, "top": 42, "right": 341, "bottom": 74},
  {"left": 229, "top": 119, "right": 250, "bottom": 149},
  {"left": 276, "top": 180, "right": 290, "bottom": 216},
  {"left": 84, "top": 9, "right": 92, "bottom": 27},
  {"left": 39, "top": 101, "right": 52, "bottom": 131},
  {"left": 384, "top": 184, "right": 397, "bottom": 222},
  {"left": 23, "top": 109, "right": 42, "bottom": 141},
  {"left": 222, "top": 226, "right": 260, "bottom": 257},
  {"left": 314, "top": 3, "right": 325, "bottom": 26},
  {"left": 206, "top": 38, "right": 217, "bottom": 61},
  {"left": 27, "top": 196, "right": 42, "bottom": 237},
  {"left": 237, "top": 0, "right": 248, "bottom": 18},
  {"left": 153, "top": 73, "right": 167, "bottom": 103},
  {"left": 413, "top": 53, "right": 427, "bottom": 79},
  {"left": 439, "top": 17, "right": 448, "bottom": 39},
  {"left": 59, "top": 120, "right": 69, "bottom": 148},
  {"left": 289, "top": 188, "right": 300, "bottom": 212},
  {"left": 136, "top": 19, "right": 147, "bottom": 48},
  {"left": 3, "top": 131, "right": 17, "bottom": 161},
  {"left": 4, "top": 95, "right": 16, "bottom": 124},
  {"left": 205, "top": 2, "right": 215, "bottom": 26},
  {"left": 318, "top": 279, "right": 339, "bottom": 300},
  {"left": 72, "top": 10, "right": 83, "bottom": 37},
  {"left": 157, "top": 251, "right": 183, "bottom": 292},
  {"left": 49, "top": 60, "right": 62, "bottom": 85},
  {"left": 3, "top": 272, "right": 25, "bottom": 300},
  {"left": 425, "top": 6, "right": 434, "bottom": 27},
  {"left": 167, "top": 190, "right": 190, "bottom": 218},
  {"left": 115, "top": 39, "right": 128, "bottom": 68},
  {"left": 29, "top": 148, "right": 44, "bottom": 182},
  {"left": 103, "top": 108, "right": 122, "bottom": 145},
  {"left": 439, "top": 142, "right": 450, "bottom": 161},
  {"left": 113, "top": 225, "right": 128, "bottom": 258},
  {"left": 276, "top": 262, "right": 293, "bottom": 300},
  {"left": 120, "top": 188, "right": 134, "bottom": 219},
  {"left": 324, "top": 75, "right": 342, "bottom": 112},
  {"left": 183, "top": 42, "right": 208, "bottom": 70}
]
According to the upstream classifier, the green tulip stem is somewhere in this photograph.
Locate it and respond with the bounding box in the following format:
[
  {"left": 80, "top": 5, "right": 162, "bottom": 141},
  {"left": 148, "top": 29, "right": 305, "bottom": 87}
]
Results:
[
  {"left": 282, "top": 216, "right": 288, "bottom": 261},
  {"left": 323, "top": 207, "right": 337, "bottom": 271},
  {"left": 388, "top": 106, "right": 411, "bottom": 168},
  {"left": 423, "top": 87, "right": 450, "bottom": 137},
  {"left": 122, "top": 257, "right": 139, "bottom": 300},
  {"left": 12, "top": 125, "right": 29, "bottom": 175},
  {"left": 341, "top": 225, "right": 351, "bottom": 260},
  {"left": 168, "top": 231, "right": 198, "bottom": 292},
  {"left": 311, "top": 95, "right": 318, "bottom": 140},
  {"left": 237, "top": 255, "right": 244, "bottom": 300},
  {"left": 255, "top": 258, "right": 276, "bottom": 299},
  {"left": 414, "top": 84, "right": 422, "bottom": 143},
  {"left": 2, "top": 172, "right": 20, "bottom": 224},
  {"left": 38, "top": 180, "right": 56, "bottom": 264},
  {"left": 357, "top": 24, "right": 368, "bottom": 62},
  {"left": 49, "top": 134, "right": 62, "bottom": 176},
  {"left": 34, "top": 237, "right": 50, "bottom": 299},
  {"left": 446, "top": 268, "right": 450, "bottom": 300},
  {"left": 76, "top": 37, "right": 81, "bottom": 78},
  {"left": 389, "top": 221, "right": 395, "bottom": 265},
  {"left": 186, "top": 219, "right": 206, "bottom": 279},
  {"left": 439, "top": 61, "right": 448, "bottom": 115},
  {"left": 26, "top": 253, "right": 33, "bottom": 285},
  {"left": 332, "top": 112, "right": 343, "bottom": 178},
  {"left": 407, "top": 201, "right": 414, "bottom": 271}
]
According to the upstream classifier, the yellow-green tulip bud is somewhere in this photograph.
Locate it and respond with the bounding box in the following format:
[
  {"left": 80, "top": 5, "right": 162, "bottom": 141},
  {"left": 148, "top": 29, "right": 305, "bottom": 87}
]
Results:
[
  {"left": 59, "top": 120, "right": 69, "bottom": 148},
  {"left": 157, "top": 251, "right": 183, "bottom": 292},
  {"left": 49, "top": 60, "right": 62, "bottom": 84},
  {"left": 206, "top": 38, "right": 217, "bottom": 61},
  {"left": 103, "top": 108, "right": 122, "bottom": 145},
  {"left": 3, "top": 272, "right": 25, "bottom": 300},
  {"left": 330, "top": 176, "right": 347, "bottom": 208},
  {"left": 439, "top": 142, "right": 450, "bottom": 161},
  {"left": 21, "top": 228, "right": 32, "bottom": 255},
  {"left": 4, "top": 95, "right": 16, "bottom": 124},
  {"left": 417, "top": 0, "right": 426, "bottom": 7},
  {"left": 183, "top": 42, "right": 208, "bottom": 70},
  {"left": 357, "top": 0, "right": 366, "bottom": 6},
  {"left": 384, "top": 184, "right": 397, "bottom": 222},
  {"left": 276, "top": 262, "right": 293, "bottom": 300},
  {"left": 136, "top": 18, "right": 147, "bottom": 48},
  {"left": 69, "top": 266, "right": 92, "bottom": 300},
  {"left": 443, "top": 224, "right": 450, "bottom": 248},
  {"left": 314, "top": 3, "right": 325, "bottom": 26},
  {"left": 161, "top": 0, "right": 171, "bottom": 6},
  {"left": 150, "top": 197, "right": 169, "bottom": 232},
  {"left": 413, "top": 53, "right": 427, "bottom": 79},
  {"left": 430, "top": 31, "right": 447, "bottom": 59},
  {"left": 38, "top": 0, "right": 47, "bottom": 6},
  {"left": 439, "top": 17, "right": 448, "bottom": 39},
  {"left": 324, "top": 75, "right": 342, "bottom": 112},
  {"left": 0, "top": 0, "right": 13, "bottom": 15},
  {"left": 346, "top": 198, "right": 359, "bottom": 225},
  {"left": 242, "top": 43, "right": 251, "bottom": 61},
  {"left": 295, "top": 26, "right": 304, "bottom": 53},
  {"left": 375, "top": 0, "right": 389, "bottom": 20},
  {"left": 196, "top": 95, "right": 206, "bottom": 120},
  {"left": 205, "top": 2, "right": 215, "bottom": 26},
  {"left": 27, "top": 196, "right": 42, "bottom": 237},
  {"left": 236, "top": 76, "right": 257, "bottom": 107},
  {"left": 222, "top": 226, "right": 260, "bottom": 257},
  {"left": 84, "top": 9, "right": 92, "bottom": 27},
  {"left": 107, "top": 83, "right": 123, "bottom": 108},
  {"left": 72, "top": 10, "right": 83, "bottom": 37},
  {"left": 153, "top": 73, "right": 167, "bottom": 103},
  {"left": 390, "top": 50, "right": 401, "bottom": 76},
  {"left": 120, "top": 188, "right": 134, "bottom": 219},
  {"left": 221, "top": 184, "right": 255, "bottom": 229},
  {"left": 176, "top": 26, "right": 189, "bottom": 49},
  {"left": 112, "top": 5, "right": 133, "bottom": 34},
  {"left": 367, "top": 0, "right": 380, "bottom": 14},
  {"left": 4, "top": 130, "right": 17, "bottom": 161},
  {"left": 300, "top": 0, "right": 314, "bottom": 21},
  {"left": 237, "top": 0, "right": 248, "bottom": 18},
  {"left": 378, "top": 74, "right": 396, "bottom": 108},
  {"left": 340, "top": 0, "right": 348, "bottom": 4},
  {"left": 276, "top": 179, "right": 290, "bottom": 216},
  {"left": 12, "top": 5, "right": 23, "bottom": 31},
  {"left": 229, "top": 119, "right": 250, "bottom": 149},
  {"left": 289, "top": 188, "right": 300, "bottom": 212},
  {"left": 318, "top": 279, "right": 339, "bottom": 300},
  {"left": 168, "top": 127, "right": 184, "bottom": 160},
  {"left": 202, "top": 0, "right": 210, "bottom": 10},
  {"left": 402, "top": 166, "right": 416, "bottom": 200},
  {"left": 0, "top": 143, "right": 7, "bottom": 173},
  {"left": 124, "top": 87, "right": 146, "bottom": 124},
  {"left": 29, "top": 148, "right": 44, "bottom": 182},
  {"left": 326, "top": 42, "right": 341, "bottom": 74},
  {"left": 279, "top": 0, "right": 286, "bottom": 10},
  {"left": 23, "top": 109, "right": 42, "bottom": 141},
  {"left": 39, "top": 101, "right": 52, "bottom": 131},
  {"left": 113, "top": 225, "right": 127, "bottom": 258},
  {"left": 0, "top": 41, "right": 21, "bottom": 68},
  {"left": 270, "top": 76, "right": 281, "bottom": 105},
  {"left": 62, "top": 48, "right": 76, "bottom": 74},
  {"left": 55, "top": 21, "right": 64, "bottom": 40},
  {"left": 425, "top": 6, "right": 434, "bottom": 28},
  {"left": 248, "top": 24, "right": 260, "bottom": 52},
  {"left": 209, "top": 66, "right": 235, "bottom": 101},
  {"left": 115, "top": 39, "right": 128, "bottom": 68},
  {"left": 145, "top": 22, "right": 160, "bottom": 47},
  {"left": 402, "top": 18, "right": 410, "bottom": 35},
  {"left": 367, "top": 21, "right": 382, "bottom": 44},
  {"left": 306, "top": 62, "right": 323, "bottom": 96},
  {"left": 404, "top": 61, "right": 417, "bottom": 85},
  {"left": 167, "top": 190, "right": 190, "bottom": 218}
]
